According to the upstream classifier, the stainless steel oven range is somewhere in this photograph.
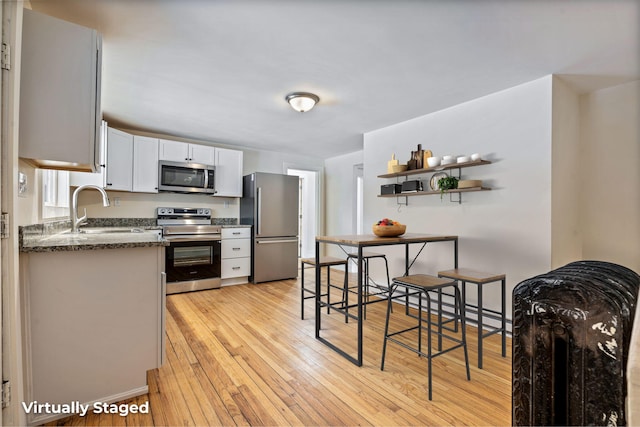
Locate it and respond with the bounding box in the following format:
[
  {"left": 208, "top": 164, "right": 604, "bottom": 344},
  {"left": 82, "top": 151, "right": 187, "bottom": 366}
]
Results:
[{"left": 157, "top": 207, "right": 221, "bottom": 294}]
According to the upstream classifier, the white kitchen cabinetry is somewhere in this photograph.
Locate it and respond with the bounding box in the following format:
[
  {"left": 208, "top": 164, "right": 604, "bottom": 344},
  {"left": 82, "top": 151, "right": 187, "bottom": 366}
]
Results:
[
  {"left": 159, "top": 139, "right": 215, "bottom": 165},
  {"left": 72, "top": 128, "right": 160, "bottom": 193},
  {"left": 214, "top": 147, "right": 244, "bottom": 197},
  {"left": 105, "top": 128, "right": 133, "bottom": 191},
  {"left": 19, "top": 9, "right": 102, "bottom": 172},
  {"left": 133, "top": 136, "right": 159, "bottom": 193},
  {"left": 190, "top": 144, "right": 216, "bottom": 165},
  {"left": 221, "top": 227, "right": 251, "bottom": 285},
  {"left": 70, "top": 121, "right": 107, "bottom": 187},
  {"left": 20, "top": 246, "right": 165, "bottom": 425}
]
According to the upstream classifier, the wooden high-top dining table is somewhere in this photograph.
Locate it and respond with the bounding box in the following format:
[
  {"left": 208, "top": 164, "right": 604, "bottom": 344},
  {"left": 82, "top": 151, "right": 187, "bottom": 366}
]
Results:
[{"left": 314, "top": 233, "right": 458, "bottom": 366}]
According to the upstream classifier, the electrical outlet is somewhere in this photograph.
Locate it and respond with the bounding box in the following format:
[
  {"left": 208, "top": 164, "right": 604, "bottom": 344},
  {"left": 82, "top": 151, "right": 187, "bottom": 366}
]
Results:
[
  {"left": 114, "top": 197, "right": 121, "bottom": 206},
  {"left": 224, "top": 200, "right": 229, "bottom": 208}
]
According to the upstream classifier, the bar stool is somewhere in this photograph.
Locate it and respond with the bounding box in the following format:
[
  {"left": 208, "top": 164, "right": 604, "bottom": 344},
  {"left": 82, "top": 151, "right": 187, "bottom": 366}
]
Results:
[
  {"left": 381, "top": 274, "right": 470, "bottom": 400},
  {"left": 300, "top": 256, "right": 348, "bottom": 320},
  {"left": 345, "top": 252, "right": 391, "bottom": 317},
  {"left": 438, "top": 268, "right": 506, "bottom": 369}
]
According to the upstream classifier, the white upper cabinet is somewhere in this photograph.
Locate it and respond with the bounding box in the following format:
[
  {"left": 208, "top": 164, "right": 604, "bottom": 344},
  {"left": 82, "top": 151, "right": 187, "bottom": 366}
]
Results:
[
  {"left": 133, "top": 136, "right": 159, "bottom": 193},
  {"left": 70, "top": 121, "right": 107, "bottom": 187},
  {"left": 158, "top": 139, "right": 189, "bottom": 162},
  {"left": 19, "top": 9, "right": 102, "bottom": 172},
  {"left": 190, "top": 145, "right": 216, "bottom": 165},
  {"left": 159, "top": 139, "right": 215, "bottom": 165},
  {"left": 104, "top": 128, "right": 133, "bottom": 191},
  {"left": 214, "top": 147, "right": 243, "bottom": 197}
]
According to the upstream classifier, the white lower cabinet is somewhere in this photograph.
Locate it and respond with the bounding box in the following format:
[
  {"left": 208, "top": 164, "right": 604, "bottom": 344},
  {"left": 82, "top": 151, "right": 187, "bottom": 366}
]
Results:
[
  {"left": 221, "top": 227, "right": 251, "bottom": 285},
  {"left": 20, "top": 246, "right": 165, "bottom": 425}
]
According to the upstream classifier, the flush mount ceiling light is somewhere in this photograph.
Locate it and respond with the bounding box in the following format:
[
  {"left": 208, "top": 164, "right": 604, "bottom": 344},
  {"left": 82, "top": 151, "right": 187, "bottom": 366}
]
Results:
[{"left": 285, "top": 92, "right": 320, "bottom": 113}]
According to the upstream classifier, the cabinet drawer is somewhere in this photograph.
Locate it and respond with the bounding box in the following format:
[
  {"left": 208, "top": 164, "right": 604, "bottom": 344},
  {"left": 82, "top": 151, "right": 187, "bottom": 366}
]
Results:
[
  {"left": 221, "top": 257, "right": 251, "bottom": 279},
  {"left": 222, "top": 227, "right": 251, "bottom": 239},
  {"left": 221, "top": 238, "right": 251, "bottom": 258}
]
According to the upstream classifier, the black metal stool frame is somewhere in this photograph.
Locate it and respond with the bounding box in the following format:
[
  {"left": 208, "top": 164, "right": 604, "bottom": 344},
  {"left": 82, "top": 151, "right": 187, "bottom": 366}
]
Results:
[
  {"left": 381, "top": 276, "right": 471, "bottom": 400},
  {"left": 300, "top": 257, "right": 347, "bottom": 320},
  {"left": 438, "top": 269, "right": 507, "bottom": 369},
  {"left": 343, "top": 252, "right": 391, "bottom": 321}
]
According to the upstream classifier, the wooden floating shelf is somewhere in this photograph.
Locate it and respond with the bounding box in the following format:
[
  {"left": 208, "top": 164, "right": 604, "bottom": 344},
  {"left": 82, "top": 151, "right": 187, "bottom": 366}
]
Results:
[
  {"left": 378, "top": 187, "right": 491, "bottom": 198},
  {"left": 378, "top": 159, "right": 491, "bottom": 179}
]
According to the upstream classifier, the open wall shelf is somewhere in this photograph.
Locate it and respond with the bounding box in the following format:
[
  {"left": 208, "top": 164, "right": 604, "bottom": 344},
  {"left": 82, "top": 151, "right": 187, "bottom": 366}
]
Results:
[
  {"left": 377, "top": 159, "right": 493, "bottom": 205},
  {"left": 377, "top": 159, "right": 491, "bottom": 179},
  {"left": 378, "top": 186, "right": 491, "bottom": 198}
]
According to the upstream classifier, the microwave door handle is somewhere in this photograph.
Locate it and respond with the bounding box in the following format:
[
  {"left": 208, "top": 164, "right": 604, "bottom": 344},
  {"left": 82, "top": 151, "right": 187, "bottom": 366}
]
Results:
[
  {"left": 257, "top": 187, "right": 262, "bottom": 235},
  {"left": 204, "top": 169, "right": 209, "bottom": 191}
]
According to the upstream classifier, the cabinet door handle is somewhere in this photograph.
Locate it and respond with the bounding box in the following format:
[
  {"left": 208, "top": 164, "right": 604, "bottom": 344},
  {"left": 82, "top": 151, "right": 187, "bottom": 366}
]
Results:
[
  {"left": 232, "top": 266, "right": 241, "bottom": 270},
  {"left": 232, "top": 232, "right": 241, "bottom": 235},
  {"left": 232, "top": 247, "right": 241, "bottom": 251},
  {"left": 106, "top": 183, "right": 112, "bottom": 186}
]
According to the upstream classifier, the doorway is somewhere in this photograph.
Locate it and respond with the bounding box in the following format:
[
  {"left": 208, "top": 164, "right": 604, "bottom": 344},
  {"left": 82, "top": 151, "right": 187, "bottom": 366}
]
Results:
[{"left": 286, "top": 168, "right": 319, "bottom": 260}]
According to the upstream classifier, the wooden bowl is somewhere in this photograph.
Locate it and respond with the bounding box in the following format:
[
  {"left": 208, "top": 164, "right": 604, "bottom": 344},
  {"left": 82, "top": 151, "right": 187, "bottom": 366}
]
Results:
[{"left": 372, "top": 224, "right": 406, "bottom": 237}]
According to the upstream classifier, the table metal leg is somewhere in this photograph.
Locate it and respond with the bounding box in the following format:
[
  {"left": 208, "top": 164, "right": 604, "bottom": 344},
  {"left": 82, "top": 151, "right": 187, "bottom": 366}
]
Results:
[
  {"left": 478, "top": 282, "right": 484, "bottom": 369},
  {"left": 357, "top": 246, "right": 363, "bottom": 366},
  {"left": 454, "top": 238, "right": 459, "bottom": 268},
  {"left": 315, "top": 240, "right": 321, "bottom": 338},
  {"left": 501, "top": 278, "right": 507, "bottom": 357}
]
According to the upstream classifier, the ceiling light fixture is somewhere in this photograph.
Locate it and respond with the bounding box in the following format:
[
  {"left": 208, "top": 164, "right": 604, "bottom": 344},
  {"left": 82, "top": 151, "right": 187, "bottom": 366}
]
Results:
[{"left": 285, "top": 92, "right": 320, "bottom": 113}]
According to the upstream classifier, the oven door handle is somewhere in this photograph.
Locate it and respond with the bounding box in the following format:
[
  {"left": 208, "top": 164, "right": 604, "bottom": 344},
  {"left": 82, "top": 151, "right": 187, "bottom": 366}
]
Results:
[
  {"left": 165, "top": 236, "right": 221, "bottom": 242},
  {"left": 256, "top": 239, "right": 298, "bottom": 244}
]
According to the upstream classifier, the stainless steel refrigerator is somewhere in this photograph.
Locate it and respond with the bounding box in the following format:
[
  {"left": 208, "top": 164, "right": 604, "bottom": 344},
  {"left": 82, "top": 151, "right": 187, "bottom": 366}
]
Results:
[{"left": 240, "top": 172, "right": 299, "bottom": 283}]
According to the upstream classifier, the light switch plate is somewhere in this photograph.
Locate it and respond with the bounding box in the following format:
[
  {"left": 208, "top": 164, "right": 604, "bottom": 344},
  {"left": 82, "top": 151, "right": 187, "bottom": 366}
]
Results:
[{"left": 18, "top": 171, "right": 27, "bottom": 197}]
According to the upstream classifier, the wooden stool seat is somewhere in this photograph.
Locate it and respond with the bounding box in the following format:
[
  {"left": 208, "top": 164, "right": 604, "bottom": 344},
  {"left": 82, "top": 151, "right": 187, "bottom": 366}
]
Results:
[
  {"left": 438, "top": 268, "right": 507, "bottom": 369},
  {"left": 392, "top": 274, "right": 457, "bottom": 289},
  {"left": 346, "top": 251, "right": 387, "bottom": 259},
  {"left": 301, "top": 256, "right": 348, "bottom": 267},
  {"left": 381, "top": 274, "right": 470, "bottom": 400},
  {"left": 438, "top": 268, "right": 505, "bottom": 284},
  {"left": 301, "top": 256, "right": 347, "bottom": 320}
]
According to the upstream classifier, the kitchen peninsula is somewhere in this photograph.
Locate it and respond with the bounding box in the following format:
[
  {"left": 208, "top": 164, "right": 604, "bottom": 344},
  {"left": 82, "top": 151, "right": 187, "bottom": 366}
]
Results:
[{"left": 19, "top": 225, "right": 167, "bottom": 425}]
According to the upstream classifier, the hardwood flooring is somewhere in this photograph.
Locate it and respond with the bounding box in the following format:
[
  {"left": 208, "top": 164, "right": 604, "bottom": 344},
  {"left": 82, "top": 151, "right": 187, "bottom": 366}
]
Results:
[{"left": 47, "top": 270, "right": 512, "bottom": 426}]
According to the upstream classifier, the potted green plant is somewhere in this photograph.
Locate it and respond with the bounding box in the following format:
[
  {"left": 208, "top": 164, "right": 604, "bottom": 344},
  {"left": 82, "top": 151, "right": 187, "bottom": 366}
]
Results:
[{"left": 437, "top": 176, "right": 459, "bottom": 199}]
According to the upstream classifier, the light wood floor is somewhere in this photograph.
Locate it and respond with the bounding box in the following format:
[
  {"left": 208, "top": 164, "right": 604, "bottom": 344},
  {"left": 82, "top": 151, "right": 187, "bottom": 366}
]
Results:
[{"left": 47, "top": 270, "right": 512, "bottom": 426}]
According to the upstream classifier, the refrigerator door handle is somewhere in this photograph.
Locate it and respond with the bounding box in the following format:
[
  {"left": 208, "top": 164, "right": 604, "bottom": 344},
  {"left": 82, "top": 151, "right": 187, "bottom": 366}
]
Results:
[
  {"left": 256, "top": 239, "right": 298, "bottom": 244},
  {"left": 257, "top": 186, "right": 262, "bottom": 235}
]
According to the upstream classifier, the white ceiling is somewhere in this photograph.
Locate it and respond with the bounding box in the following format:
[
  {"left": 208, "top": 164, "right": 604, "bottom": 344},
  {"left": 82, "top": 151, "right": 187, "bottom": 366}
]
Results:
[{"left": 31, "top": 0, "right": 640, "bottom": 159}]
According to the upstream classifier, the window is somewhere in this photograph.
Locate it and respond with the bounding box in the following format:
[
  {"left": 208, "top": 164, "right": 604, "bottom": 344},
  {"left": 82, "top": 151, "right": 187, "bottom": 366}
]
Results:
[{"left": 41, "top": 169, "right": 70, "bottom": 219}]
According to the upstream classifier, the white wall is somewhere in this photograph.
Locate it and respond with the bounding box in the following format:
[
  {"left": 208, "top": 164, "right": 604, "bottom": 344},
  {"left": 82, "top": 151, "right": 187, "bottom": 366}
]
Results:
[
  {"left": 324, "top": 150, "right": 364, "bottom": 257},
  {"left": 580, "top": 80, "right": 640, "bottom": 272},
  {"left": 551, "top": 76, "right": 582, "bottom": 267},
  {"left": 362, "top": 76, "right": 554, "bottom": 321}
]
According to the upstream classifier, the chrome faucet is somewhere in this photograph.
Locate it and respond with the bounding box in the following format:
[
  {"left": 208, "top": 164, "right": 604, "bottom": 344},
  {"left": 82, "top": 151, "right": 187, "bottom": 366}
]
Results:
[{"left": 71, "top": 185, "right": 110, "bottom": 233}]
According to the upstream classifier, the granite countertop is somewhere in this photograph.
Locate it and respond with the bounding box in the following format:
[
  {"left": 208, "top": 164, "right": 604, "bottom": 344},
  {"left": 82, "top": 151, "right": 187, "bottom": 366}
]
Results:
[
  {"left": 21, "top": 228, "right": 168, "bottom": 253},
  {"left": 20, "top": 218, "right": 248, "bottom": 252},
  {"left": 19, "top": 220, "right": 168, "bottom": 253}
]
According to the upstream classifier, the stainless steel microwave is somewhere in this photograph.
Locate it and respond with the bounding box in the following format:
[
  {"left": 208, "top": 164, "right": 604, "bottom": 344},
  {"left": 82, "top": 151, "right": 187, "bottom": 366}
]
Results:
[{"left": 158, "top": 160, "right": 216, "bottom": 194}]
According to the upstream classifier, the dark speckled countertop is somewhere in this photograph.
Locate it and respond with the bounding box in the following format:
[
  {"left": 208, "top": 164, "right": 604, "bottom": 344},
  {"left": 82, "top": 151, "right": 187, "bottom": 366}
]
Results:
[
  {"left": 20, "top": 219, "right": 167, "bottom": 253},
  {"left": 19, "top": 217, "right": 247, "bottom": 253}
]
